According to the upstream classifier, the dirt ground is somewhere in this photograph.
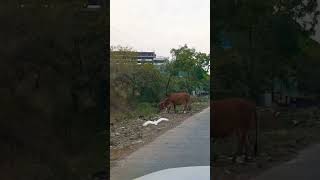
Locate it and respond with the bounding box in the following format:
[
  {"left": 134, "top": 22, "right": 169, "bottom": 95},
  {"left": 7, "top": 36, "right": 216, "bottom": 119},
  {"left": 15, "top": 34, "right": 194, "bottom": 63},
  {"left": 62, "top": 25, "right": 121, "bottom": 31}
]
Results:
[
  {"left": 110, "top": 99, "right": 209, "bottom": 167},
  {"left": 213, "top": 106, "right": 320, "bottom": 180}
]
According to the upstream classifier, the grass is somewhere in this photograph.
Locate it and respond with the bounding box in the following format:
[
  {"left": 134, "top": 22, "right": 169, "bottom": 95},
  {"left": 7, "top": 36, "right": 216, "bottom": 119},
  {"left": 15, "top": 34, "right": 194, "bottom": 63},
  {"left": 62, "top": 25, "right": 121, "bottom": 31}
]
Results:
[
  {"left": 110, "top": 96, "right": 210, "bottom": 123},
  {"left": 135, "top": 102, "right": 158, "bottom": 116},
  {"left": 111, "top": 102, "right": 158, "bottom": 123}
]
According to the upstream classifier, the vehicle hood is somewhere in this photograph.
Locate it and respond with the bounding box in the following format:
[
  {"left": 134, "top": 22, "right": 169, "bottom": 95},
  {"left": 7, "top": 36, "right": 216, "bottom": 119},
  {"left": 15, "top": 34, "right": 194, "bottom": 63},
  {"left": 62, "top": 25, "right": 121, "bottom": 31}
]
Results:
[{"left": 134, "top": 166, "right": 210, "bottom": 180}]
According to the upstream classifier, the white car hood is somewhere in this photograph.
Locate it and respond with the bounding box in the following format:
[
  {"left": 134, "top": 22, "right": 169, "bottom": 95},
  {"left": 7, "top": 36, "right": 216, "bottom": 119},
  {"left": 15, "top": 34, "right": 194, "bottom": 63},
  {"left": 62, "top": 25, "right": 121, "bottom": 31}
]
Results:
[{"left": 133, "top": 166, "right": 210, "bottom": 180}]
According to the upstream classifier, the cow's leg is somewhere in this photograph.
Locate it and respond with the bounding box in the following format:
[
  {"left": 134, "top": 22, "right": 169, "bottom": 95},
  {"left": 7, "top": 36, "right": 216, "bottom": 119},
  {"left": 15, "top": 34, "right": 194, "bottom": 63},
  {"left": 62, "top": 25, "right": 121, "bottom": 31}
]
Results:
[
  {"left": 186, "top": 100, "right": 190, "bottom": 112},
  {"left": 244, "top": 133, "right": 251, "bottom": 161},
  {"left": 174, "top": 105, "right": 177, "bottom": 113},
  {"left": 183, "top": 103, "right": 187, "bottom": 113},
  {"left": 232, "top": 131, "right": 241, "bottom": 162},
  {"left": 212, "top": 139, "right": 218, "bottom": 162},
  {"left": 233, "top": 130, "right": 245, "bottom": 163},
  {"left": 187, "top": 99, "right": 192, "bottom": 111}
]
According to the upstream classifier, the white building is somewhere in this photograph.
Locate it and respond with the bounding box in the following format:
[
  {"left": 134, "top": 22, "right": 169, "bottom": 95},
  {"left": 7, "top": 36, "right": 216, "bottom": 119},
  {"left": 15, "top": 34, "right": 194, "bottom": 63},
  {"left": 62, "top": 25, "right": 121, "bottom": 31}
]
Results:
[{"left": 153, "top": 56, "right": 169, "bottom": 66}]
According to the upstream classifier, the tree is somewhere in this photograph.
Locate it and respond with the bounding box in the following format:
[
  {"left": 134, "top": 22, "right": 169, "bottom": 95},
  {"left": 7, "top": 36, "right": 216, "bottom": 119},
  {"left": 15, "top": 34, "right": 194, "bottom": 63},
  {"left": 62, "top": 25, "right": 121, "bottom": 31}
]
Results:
[
  {"left": 110, "top": 46, "right": 166, "bottom": 107},
  {"left": 213, "top": 0, "right": 319, "bottom": 99},
  {"left": 296, "top": 38, "right": 320, "bottom": 94},
  {"left": 167, "top": 45, "right": 210, "bottom": 94}
]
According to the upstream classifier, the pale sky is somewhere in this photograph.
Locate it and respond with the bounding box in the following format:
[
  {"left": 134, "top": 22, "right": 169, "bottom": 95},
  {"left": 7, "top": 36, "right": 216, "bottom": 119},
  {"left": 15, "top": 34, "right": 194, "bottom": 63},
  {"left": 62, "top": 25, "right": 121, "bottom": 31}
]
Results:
[{"left": 110, "top": 0, "right": 210, "bottom": 57}]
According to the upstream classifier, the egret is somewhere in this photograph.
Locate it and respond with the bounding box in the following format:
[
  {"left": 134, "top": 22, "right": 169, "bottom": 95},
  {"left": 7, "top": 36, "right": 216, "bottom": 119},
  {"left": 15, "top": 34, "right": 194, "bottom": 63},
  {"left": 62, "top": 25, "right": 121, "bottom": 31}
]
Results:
[{"left": 143, "top": 118, "right": 169, "bottom": 126}]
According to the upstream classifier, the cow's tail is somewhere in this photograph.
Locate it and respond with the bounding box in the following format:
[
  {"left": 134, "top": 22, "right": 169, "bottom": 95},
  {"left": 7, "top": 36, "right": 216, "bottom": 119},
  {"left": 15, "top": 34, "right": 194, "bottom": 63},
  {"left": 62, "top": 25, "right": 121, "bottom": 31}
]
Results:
[{"left": 254, "top": 109, "right": 259, "bottom": 156}]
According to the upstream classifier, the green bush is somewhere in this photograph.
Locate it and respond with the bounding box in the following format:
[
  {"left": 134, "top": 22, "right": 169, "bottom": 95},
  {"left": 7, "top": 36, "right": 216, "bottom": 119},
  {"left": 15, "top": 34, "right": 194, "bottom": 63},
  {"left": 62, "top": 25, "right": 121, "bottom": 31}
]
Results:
[{"left": 136, "top": 102, "right": 157, "bottom": 116}]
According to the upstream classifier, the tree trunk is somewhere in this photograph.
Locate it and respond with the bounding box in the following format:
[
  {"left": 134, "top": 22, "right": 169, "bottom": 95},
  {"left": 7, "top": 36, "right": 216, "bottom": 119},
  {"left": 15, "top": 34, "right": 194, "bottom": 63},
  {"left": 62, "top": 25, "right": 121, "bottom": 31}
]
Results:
[
  {"left": 34, "top": 71, "right": 40, "bottom": 90},
  {"left": 165, "top": 74, "right": 172, "bottom": 96},
  {"left": 187, "top": 72, "right": 192, "bottom": 94},
  {"left": 271, "top": 67, "right": 275, "bottom": 102},
  {"left": 247, "top": 25, "right": 255, "bottom": 98},
  {"left": 71, "top": 76, "right": 79, "bottom": 112},
  {"left": 71, "top": 90, "right": 78, "bottom": 112},
  {"left": 271, "top": 78, "right": 275, "bottom": 102},
  {"left": 74, "top": 39, "right": 83, "bottom": 73}
]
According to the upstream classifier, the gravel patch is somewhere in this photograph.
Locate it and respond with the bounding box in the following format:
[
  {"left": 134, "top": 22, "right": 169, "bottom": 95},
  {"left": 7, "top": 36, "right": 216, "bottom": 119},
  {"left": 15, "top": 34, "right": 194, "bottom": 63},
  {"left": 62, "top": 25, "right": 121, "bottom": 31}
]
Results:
[
  {"left": 110, "top": 101, "right": 209, "bottom": 167},
  {"left": 212, "top": 107, "right": 320, "bottom": 180}
]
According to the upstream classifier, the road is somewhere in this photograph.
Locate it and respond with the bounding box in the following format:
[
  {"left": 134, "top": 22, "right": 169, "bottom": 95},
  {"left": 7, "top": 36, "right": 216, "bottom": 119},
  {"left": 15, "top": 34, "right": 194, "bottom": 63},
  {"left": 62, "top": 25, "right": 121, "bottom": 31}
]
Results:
[
  {"left": 110, "top": 107, "right": 210, "bottom": 180},
  {"left": 253, "top": 144, "right": 320, "bottom": 180}
]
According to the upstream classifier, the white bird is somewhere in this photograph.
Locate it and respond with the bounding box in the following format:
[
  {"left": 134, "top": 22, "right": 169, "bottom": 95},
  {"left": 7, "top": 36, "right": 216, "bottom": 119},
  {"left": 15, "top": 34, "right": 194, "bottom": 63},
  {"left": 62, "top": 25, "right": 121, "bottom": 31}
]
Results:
[{"left": 143, "top": 118, "right": 169, "bottom": 127}]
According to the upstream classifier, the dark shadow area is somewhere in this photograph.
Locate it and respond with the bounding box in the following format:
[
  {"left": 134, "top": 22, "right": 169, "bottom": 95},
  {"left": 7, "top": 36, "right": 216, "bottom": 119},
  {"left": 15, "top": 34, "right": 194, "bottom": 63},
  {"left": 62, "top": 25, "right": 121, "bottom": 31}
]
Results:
[
  {"left": 0, "top": 2, "right": 108, "bottom": 180},
  {"left": 212, "top": 0, "right": 320, "bottom": 179}
]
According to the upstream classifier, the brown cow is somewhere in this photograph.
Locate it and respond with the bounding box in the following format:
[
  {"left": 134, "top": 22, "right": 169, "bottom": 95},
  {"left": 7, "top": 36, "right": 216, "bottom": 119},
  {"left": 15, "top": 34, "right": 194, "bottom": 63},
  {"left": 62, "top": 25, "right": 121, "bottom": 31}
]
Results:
[
  {"left": 212, "top": 98, "right": 280, "bottom": 162},
  {"left": 159, "top": 92, "right": 191, "bottom": 113}
]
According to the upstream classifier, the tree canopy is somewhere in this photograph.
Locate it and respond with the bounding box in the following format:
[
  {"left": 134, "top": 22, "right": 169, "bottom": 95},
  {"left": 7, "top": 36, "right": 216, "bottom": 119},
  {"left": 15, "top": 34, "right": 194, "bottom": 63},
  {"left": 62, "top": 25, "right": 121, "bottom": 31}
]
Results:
[{"left": 213, "top": 0, "right": 320, "bottom": 100}]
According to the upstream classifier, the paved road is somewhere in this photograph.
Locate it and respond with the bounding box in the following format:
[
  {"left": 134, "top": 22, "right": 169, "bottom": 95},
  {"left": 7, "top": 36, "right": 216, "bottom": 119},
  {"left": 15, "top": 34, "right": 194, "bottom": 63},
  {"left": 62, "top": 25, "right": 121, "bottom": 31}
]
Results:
[
  {"left": 110, "top": 107, "right": 210, "bottom": 180},
  {"left": 253, "top": 144, "right": 320, "bottom": 180}
]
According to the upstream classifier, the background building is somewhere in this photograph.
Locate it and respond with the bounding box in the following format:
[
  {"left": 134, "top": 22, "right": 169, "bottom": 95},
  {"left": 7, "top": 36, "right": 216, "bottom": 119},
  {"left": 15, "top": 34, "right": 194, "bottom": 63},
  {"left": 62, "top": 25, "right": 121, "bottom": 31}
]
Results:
[
  {"left": 153, "top": 56, "right": 169, "bottom": 66},
  {"left": 137, "top": 52, "right": 156, "bottom": 64},
  {"left": 112, "top": 51, "right": 169, "bottom": 65}
]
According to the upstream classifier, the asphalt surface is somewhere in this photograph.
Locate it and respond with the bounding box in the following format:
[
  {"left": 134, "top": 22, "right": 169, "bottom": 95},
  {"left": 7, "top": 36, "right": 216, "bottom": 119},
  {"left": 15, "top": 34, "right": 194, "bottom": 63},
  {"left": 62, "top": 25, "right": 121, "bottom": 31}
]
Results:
[
  {"left": 110, "top": 107, "right": 210, "bottom": 180},
  {"left": 253, "top": 144, "right": 320, "bottom": 180}
]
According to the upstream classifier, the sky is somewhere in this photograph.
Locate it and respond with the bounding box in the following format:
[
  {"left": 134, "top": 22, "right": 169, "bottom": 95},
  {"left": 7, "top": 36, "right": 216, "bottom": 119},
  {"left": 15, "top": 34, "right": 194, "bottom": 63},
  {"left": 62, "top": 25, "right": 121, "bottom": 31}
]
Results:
[{"left": 110, "top": 0, "right": 210, "bottom": 57}]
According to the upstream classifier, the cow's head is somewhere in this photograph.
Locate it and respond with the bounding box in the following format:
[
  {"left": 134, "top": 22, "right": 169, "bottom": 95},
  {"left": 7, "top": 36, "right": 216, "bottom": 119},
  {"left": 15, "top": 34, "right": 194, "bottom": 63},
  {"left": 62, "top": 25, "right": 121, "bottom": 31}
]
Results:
[
  {"left": 159, "top": 98, "right": 169, "bottom": 111},
  {"left": 264, "top": 108, "right": 281, "bottom": 120},
  {"left": 273, "top": 111, "right": 281, "bottom": 119},
  {"left": 159, "top": 102, "right": 165, "bottom": 111},
  {"left": 257, "top": 106, "right": 281, "bottom": 129},
  {"left": 271, "top": 102, "right": 281, "bottom": 119}
]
